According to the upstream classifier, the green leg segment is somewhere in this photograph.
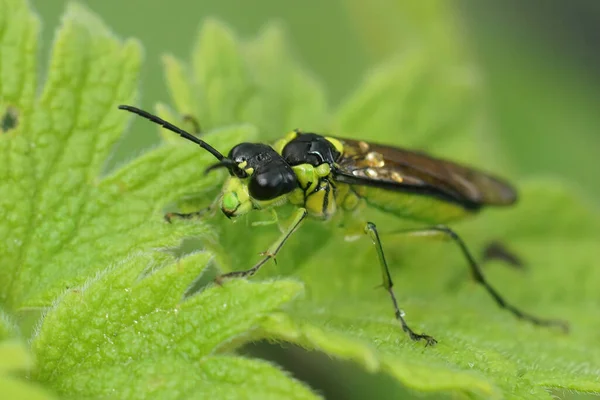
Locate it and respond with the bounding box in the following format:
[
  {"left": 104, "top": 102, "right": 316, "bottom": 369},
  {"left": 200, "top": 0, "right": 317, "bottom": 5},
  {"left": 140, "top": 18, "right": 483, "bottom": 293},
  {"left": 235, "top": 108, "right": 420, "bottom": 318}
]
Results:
[
  {"left": 218, "top": 208, "right": 308, "bottom": 280},
  {"left": 390, "top": 225, "right": 569, "bottom": 333},
  {"left": 364, "top": 222, "right": 438, "bottom": 346},
  {"left": 164, "top": 207, "right": 211, "bottom": 223},
  {"left": 164, "top": 195, "right": 222, "bottom": 223}
]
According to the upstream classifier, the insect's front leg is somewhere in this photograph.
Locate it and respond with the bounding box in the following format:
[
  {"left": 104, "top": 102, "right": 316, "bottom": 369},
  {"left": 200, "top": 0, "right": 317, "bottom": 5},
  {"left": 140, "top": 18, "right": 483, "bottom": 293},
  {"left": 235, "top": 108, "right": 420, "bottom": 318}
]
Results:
[
  {"left": 217, "top": 207, "right": 308, "bottom": 281},
  {"left": 164, "top": 194, "right": 221, "bottom": 223},
  {"left": 164, "top": 208, "right": 211, "bottom": 223},
  {"left": 364, "top": 222, "right": 437, "bottom": 346}
]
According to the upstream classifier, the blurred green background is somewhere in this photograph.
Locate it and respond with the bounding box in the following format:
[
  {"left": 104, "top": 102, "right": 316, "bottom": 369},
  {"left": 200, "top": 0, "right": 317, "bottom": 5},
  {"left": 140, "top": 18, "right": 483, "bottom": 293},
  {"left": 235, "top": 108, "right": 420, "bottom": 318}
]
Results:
[
  {"left": 30, "top": 0, "right": 600, "bottom": 398},
  {"left": 32, "top": 0, "right": 600, "bottom": 203}
]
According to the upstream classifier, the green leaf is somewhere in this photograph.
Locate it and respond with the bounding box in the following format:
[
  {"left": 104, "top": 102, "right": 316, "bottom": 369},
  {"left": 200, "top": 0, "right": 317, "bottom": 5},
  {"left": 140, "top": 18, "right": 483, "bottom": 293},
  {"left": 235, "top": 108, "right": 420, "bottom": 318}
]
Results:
[
  {"left": 162, "top": 20, "right": 328, "bottom": 140},
  {"left": 0, "top": 309, "right": 18, "bottom": 340},
  {"left": 1, "top": 0, "right": 139, "bottom": 309},
  {"left": 31, "top": 251, "right": 314, "bottom": 398},
  {"left": 333, "top": 52, "right": 483, "bottom": 164},
  {"left": 0, "top": 340, "right": 56, "bottom": 400},
  {"left": 0, "top": 339, "right": 32, "bottom": 373},
  {"left": 0, "top": 2, "right": 255, "bottom": 310},
  {"left": 343, "top": 0, "right": 469, "bottom": 65},
  {"left": 242, "top": 23, "right": 328, "bottom": 137},
  {"left": 192, "top": 19, "right": 251, "bottom": 129},
  {"left": 0, "top": 0, "right": 39, "bottom": 112},
  {"left": 56, "top": 355, "right": 318, "bottom": 400}
]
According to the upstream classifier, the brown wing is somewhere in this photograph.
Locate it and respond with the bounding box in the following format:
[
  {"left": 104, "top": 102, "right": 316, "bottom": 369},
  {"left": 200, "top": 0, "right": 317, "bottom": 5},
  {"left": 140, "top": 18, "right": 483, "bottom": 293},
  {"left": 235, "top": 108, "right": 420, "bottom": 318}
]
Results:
[{"left": 333, "top": 137, "right": 517, "bottom": 211}]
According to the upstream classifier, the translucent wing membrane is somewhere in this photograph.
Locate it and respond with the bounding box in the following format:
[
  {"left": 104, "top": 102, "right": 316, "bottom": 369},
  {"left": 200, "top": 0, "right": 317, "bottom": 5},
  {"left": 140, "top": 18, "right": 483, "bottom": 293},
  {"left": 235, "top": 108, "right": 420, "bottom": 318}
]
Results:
[{"left": 333, "top": 137, "right": 517, "bottom": 210}]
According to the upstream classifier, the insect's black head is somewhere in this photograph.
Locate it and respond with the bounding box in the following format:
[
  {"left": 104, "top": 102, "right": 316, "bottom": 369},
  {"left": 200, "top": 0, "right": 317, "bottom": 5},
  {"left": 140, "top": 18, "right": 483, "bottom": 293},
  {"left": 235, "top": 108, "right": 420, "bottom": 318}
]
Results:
[
  {"left": 282, "top": 132, "right": 341, "bottom": 167},
  {"left": 227, "top": 143, "right": 298, "bottom": 201},
  {"left": 228, "top": 143, "right": 274, "bottom": 175}
]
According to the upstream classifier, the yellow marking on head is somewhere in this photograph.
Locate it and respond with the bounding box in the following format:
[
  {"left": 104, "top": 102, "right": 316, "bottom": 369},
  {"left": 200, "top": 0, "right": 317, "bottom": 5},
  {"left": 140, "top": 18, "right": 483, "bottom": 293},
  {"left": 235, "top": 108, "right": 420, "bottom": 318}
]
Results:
[
  {"left": 236, "top": 159, "right": 254, "bottom": 175},
  {"left": 365, "top": 151, "right": 384, "bottom": 168},
  {"left": 221, "top": 177, "right": 253, "bottom": 217}
]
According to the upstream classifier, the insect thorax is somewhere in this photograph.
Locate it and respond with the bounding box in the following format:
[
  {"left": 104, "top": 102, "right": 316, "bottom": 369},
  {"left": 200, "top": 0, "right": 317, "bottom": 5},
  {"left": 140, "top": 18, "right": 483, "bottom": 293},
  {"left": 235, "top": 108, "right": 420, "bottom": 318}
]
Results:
[{"left": 274, "top": 131, "right": 360, "bottom": 219}]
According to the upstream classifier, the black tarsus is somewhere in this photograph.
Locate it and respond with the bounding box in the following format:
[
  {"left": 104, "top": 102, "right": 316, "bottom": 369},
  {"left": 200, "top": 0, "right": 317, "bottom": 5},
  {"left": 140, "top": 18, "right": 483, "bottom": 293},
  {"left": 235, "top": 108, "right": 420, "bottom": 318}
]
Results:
[{"left": 118, "top": 105, "right": 225, "bottom": 161}]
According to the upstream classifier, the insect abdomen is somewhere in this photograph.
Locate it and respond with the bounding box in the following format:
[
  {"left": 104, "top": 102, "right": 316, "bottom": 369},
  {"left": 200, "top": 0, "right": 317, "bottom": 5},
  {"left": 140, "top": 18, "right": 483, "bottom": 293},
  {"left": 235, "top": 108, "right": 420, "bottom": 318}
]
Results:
[{"left": 358, "top": 185, "right": 474, "bottom": 224}]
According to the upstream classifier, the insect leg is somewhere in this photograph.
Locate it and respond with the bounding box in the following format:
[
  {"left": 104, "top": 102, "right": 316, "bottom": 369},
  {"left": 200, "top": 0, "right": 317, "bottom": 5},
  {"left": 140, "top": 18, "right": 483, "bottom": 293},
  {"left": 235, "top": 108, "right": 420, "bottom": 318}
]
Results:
[
  {"left": 364, "top": 222, "right": 437, "bottom": 346},
  {"left": 391, "top": 225, "right": 569, "bottom": 332},
  {"left": 217, "top": 208, "right": 308, "bottom": 281},
  {"left": 164, "top": 208, "right": 210, "bottom": 223},
  {"left": 165, "top": 194, "right": 221, "bottom": 223},
  {"left": 251, "top": 209, "right": 283, "bottom": 232}
]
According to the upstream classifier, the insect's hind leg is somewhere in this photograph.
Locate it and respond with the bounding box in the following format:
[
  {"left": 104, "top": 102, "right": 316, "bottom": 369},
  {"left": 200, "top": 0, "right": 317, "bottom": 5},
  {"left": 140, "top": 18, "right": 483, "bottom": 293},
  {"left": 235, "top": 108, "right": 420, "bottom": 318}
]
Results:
[
  {"left": 390, "top": 225, "right": 569, "bottom": 333},
  {"left": 364, "top": 222, "right": 437, "bottom": 346}
]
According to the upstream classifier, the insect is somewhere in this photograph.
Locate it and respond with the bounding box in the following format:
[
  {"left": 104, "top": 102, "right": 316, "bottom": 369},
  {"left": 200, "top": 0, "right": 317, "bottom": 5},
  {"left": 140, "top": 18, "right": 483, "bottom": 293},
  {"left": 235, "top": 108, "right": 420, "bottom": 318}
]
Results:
[{"left": 118, "top": 105, "right": 568, "bottom": 345}]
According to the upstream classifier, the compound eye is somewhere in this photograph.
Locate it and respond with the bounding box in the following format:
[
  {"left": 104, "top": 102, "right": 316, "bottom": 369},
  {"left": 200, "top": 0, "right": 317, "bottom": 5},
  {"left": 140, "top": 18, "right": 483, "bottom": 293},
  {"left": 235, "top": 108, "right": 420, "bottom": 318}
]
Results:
[{"left": 249, "top": 170, "right": 285, "bottom": 200}]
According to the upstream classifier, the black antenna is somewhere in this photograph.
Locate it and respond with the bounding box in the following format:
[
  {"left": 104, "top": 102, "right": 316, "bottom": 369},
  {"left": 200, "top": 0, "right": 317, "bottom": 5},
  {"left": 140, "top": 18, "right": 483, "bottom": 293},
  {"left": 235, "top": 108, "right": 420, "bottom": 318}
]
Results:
[{"left": 118, "top": 105, "right": 226, "bottom": 161}]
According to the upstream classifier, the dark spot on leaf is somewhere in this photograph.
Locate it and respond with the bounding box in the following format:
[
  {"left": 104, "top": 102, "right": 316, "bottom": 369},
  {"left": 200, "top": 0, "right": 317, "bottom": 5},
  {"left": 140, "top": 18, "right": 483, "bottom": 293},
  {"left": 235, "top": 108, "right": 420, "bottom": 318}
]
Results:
[{"left": 1, "top": 106, "right": 19, "bottom": 133}]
